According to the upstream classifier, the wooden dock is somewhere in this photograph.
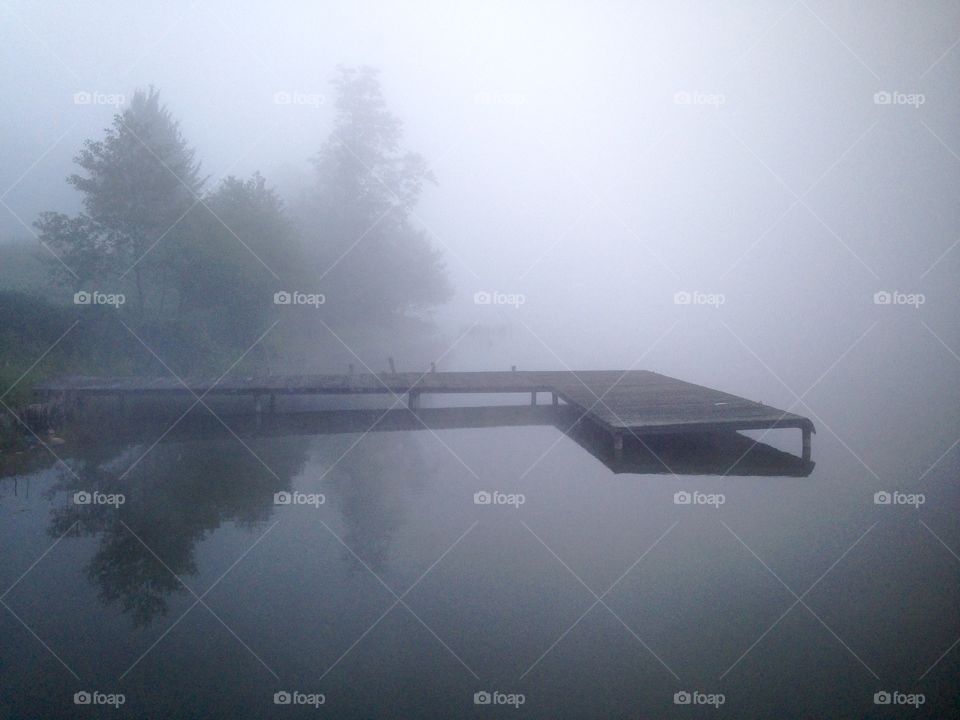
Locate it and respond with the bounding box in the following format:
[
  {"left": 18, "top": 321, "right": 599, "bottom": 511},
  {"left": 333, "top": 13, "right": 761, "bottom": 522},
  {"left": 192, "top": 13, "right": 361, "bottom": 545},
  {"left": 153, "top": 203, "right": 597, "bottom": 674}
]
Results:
[{"left": 34, "top": 370, "right": 814, "bottom": 462}]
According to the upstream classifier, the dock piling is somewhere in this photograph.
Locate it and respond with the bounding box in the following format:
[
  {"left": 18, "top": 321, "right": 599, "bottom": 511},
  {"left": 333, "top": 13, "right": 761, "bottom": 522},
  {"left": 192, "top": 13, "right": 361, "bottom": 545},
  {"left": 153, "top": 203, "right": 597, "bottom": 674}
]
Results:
[{"left": 613, "top": 432, "right": 624, "bottom": 461}]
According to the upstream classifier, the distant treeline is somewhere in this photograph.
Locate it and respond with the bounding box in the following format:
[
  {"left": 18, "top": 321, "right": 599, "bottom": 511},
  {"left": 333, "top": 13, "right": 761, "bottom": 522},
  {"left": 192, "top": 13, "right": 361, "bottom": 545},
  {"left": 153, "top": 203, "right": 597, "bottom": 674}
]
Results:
[{"left": 0, "top": 67, "right": 451, "bottom": 420}]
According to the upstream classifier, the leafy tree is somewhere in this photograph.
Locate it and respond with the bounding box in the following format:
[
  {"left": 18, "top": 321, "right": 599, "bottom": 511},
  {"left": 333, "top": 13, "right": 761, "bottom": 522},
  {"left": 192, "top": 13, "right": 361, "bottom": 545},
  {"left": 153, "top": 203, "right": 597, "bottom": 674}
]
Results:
[
  {"left": 36, "top": 87, "right": 203, "bottom": 312},
  {"left": 300, "top": 66, "right": 451, "bottom": 320},
  {"left": 30, "top": 89, "right": 296, "bottom": 373},
  {"left": 175, "top": 172, "right": 298, "bottom": 352}
]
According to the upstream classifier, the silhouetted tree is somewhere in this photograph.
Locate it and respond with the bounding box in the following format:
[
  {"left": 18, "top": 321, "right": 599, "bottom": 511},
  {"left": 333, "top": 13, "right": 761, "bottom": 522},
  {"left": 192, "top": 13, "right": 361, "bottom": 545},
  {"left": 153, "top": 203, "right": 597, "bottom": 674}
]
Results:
[
  {"left": 36, "top": 87, "right": 203, "bottom": 312},
  {"left": 174, "top": 172, "right": 298, "bottom": 354},
  {"left": 299, "top": 66, "right": 451, "bottom": 320}
]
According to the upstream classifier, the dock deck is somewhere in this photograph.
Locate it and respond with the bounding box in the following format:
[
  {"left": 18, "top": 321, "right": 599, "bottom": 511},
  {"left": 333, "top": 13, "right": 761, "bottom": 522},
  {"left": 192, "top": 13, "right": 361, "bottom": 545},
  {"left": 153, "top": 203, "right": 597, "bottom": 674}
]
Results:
[{"left": 34, "top": 370, "right": 814, "bottom": 461}]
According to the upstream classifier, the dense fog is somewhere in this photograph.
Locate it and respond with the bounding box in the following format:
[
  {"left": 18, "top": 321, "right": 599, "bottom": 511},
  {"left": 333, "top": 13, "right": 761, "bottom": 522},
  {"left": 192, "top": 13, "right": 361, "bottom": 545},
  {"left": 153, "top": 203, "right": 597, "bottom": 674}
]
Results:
[{"left": 1, "top": 2, "right": 957, "bottom": 718}]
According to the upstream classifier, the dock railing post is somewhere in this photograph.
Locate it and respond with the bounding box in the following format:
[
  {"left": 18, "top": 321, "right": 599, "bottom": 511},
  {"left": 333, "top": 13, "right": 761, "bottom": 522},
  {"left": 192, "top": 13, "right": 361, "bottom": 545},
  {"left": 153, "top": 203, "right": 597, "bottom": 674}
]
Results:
[
  {"left": 408, "top": 391, "right": 420, "bottom": 410},
  {"left": 530, "top": 391, "right": 537, "bottom": 406},
  {"left": 552, "top": 392, "right": 558, "bottom": 406},
  {"left": 388, "top": 357, "right": 396, "bottom": 374}
]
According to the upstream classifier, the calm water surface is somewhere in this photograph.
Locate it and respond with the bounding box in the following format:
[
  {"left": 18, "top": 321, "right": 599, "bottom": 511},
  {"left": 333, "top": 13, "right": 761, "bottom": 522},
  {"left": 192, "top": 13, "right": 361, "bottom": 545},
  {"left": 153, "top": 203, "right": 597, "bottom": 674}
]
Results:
[{"left": 1, "top": 408, "right": 957, "bottom": 718}]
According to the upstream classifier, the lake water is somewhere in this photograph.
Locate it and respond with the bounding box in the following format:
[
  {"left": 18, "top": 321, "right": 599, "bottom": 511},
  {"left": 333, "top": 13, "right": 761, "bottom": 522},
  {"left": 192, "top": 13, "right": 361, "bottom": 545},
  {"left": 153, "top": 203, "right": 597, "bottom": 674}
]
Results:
[{"left": 1, "top": 404, "right": 957, "bottom": 718}]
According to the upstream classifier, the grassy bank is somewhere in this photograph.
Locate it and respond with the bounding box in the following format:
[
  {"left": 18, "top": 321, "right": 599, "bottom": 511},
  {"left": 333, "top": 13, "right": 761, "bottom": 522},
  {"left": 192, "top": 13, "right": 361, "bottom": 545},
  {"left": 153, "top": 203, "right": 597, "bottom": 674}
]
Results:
[{"left": 0, "top": 288, "right": 266, "bottom": 449}]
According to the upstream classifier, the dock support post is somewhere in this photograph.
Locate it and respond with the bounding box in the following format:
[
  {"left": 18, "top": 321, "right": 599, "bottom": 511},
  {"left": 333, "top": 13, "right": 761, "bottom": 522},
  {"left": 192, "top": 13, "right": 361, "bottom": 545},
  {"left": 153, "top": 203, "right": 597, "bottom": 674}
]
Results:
[
  {"left": 530, "top": 391, "right": 537, "bottom": 406},
  {"left": 408, "top": 391, "right": 420, "bottom": 410},
  {"left": 802, "top": 426, "right": 811, "bottom": 463},
  {"left": 613, "top": 432, "right": 624, "bottom": 461},
  {"left": 552, "top": 392, "right": 558, "bottom": 406}
]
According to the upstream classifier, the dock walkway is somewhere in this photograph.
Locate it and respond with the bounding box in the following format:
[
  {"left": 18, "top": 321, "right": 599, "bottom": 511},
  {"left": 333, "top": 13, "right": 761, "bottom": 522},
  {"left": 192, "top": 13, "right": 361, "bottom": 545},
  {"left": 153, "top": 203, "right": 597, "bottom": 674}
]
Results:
[{"left": 34, "top": 370, "right": 814, "bottom": 461}]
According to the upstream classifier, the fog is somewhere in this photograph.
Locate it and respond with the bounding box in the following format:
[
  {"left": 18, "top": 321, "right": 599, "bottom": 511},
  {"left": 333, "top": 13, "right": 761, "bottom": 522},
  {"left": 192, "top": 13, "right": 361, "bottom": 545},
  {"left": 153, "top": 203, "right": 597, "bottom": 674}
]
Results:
[
  {"left": 3, "top": 0, "right": 957, "bottom": 472},
  {"left": 1, "top": 2, "right": 958, "bottom": 717}
]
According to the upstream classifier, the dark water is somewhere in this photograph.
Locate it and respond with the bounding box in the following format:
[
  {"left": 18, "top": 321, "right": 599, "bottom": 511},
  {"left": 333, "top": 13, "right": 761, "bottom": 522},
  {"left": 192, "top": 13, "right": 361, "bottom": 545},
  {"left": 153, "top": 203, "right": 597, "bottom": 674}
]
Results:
[{"left": 1, "top": 406, "right": 957, "bottom": 718}]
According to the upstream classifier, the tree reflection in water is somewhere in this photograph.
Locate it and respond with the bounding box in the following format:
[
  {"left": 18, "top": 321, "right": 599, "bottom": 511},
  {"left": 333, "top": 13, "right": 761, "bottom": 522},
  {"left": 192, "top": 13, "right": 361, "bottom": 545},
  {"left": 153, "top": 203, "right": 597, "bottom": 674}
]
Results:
[
  {"left": 46, "top": 435, "right": 308, "bottom": 626},
  {"left": 36, "top": 405, "right": 807, "bottom": 627},
  {"left": 320, "top": 430, "right": 434, "bottom": 573}
]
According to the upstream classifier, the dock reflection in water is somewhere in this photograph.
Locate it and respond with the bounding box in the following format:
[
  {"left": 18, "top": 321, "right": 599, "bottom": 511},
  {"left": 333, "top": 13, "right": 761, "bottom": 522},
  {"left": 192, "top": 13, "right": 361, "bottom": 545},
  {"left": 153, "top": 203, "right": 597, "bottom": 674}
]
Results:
[{"left": 77, "top": 404, "right": 814, "bottom": 477}]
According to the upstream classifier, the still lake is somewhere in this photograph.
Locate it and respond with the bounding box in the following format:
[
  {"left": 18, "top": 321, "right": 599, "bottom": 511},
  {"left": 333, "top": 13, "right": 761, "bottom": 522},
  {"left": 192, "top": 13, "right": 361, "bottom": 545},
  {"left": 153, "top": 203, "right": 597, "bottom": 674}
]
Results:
[{"left": 1, "top": 400, "right": 957, "bottom": 718}]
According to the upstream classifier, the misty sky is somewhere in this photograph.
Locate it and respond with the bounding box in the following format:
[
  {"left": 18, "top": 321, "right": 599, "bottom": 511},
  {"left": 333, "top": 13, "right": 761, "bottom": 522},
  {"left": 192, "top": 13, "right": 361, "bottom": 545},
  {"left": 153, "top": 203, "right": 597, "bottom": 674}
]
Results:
[{"left": 1, "top": 1, "right": 958, "bottom": 477}]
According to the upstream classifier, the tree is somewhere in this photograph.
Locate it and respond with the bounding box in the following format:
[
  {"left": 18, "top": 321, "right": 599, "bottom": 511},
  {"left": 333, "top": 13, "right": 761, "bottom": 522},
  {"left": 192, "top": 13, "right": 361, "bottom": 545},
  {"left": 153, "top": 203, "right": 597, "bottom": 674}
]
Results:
[
  {"left": 300, "top": 66, "right": 451, "bottom": 320},
  {"left": 36, "top": 87, "right": 203, "bottom": 312},
  {"left": 175, "top": 172, "right": 298, "bottom": 351}
]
